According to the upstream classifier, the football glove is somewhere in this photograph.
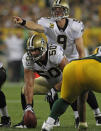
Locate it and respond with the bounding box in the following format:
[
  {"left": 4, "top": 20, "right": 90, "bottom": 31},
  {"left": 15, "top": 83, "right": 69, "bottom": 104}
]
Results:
[{"left": 45, "top": 88, "right": 58, "bottom": 103}]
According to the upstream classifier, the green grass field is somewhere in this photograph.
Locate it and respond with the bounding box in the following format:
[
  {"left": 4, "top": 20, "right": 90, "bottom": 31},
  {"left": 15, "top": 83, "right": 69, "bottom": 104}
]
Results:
[{"left": 1, "top": 82, "right": 101, "bottom": 131}]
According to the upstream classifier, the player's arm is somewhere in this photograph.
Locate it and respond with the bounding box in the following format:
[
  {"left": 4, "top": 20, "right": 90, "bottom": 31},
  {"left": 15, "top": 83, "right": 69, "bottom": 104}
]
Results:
[
  {"left": 24, "top": 68, "right": 34, "bottom": 105},
  {"left": 55, "top": 56, "right": 68, "bottom": 91},
  {"left": 59, "top": 56, "right": 69, "bottom": 71},
  {"left": 46, "top": 56, "right": 68, "bottom": 103},
  {"left": 13, "top": 16, "right": 44, "bottom": 33},
  {"left": 75, "top": 37, "right": 85, "bottom": 58}
]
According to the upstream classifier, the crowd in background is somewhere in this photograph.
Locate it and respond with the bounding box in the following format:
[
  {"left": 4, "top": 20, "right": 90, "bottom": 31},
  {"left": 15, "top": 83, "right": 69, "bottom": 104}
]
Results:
[
  {"left": 0, "top": 0, "right": 101, "bottom": 82},
  {"left": 0, "top": 0, "right": 101, "bottom": 27}
]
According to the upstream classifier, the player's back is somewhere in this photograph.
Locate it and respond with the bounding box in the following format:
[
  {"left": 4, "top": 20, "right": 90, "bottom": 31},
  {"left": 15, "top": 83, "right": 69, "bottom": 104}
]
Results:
[
  {"left": 81, "top": 59, "right": 101, "bottom": 92},
  {"left": 63, "top": 54, "right": 101, "bottom": 93}
]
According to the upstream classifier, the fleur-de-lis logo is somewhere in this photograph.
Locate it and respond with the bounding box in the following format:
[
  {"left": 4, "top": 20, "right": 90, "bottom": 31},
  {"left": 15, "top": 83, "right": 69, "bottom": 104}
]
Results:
[{"left": 49, "top": 23, "right": 54, "bottom": 28}]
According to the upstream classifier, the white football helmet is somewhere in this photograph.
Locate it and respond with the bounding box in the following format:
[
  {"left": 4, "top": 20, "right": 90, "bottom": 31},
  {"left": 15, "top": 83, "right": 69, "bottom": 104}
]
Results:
[{"left": 51, "top": 0, "right": 69, "bottom": 21}]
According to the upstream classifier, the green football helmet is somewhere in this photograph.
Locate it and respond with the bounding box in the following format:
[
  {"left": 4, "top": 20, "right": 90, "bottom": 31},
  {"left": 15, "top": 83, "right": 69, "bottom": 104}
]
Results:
[
  {"left": 26, "top": 34, "right": 47, "bottom": 62},
  {"left": 51, "top": 0, "right": 70, "bottom": 21}
]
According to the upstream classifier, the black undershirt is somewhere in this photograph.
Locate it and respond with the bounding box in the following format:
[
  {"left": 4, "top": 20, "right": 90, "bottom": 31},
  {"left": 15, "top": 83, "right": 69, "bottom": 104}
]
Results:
[{"left": 56, "top": 19, "right": 68, "bottom": 32}]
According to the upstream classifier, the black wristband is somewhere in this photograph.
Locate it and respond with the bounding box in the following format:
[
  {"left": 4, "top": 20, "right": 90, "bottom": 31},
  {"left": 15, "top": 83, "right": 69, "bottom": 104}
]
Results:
[
  {"left": 26, "top": 104, "right": 32, "bottom": 107},
  {"left": 20, "top": 19, "right": 26, "bottom": 26}
]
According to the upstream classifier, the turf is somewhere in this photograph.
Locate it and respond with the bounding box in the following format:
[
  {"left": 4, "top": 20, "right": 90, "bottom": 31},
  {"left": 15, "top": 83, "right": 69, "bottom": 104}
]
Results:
[{"left": 1, "top": 82, "right": 101, "bottom": 131}]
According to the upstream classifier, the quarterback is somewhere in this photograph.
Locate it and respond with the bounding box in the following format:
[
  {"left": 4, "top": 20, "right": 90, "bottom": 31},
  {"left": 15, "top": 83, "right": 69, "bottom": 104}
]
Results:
[
  {"left": 42, "top": 46, "right": 101, "bottom": 131},
  {"left": 14, "top": 33, "right": 68, "bottom": 128},
  {"left": 13, "top": 0, "right": 101, "bottom": 127}
]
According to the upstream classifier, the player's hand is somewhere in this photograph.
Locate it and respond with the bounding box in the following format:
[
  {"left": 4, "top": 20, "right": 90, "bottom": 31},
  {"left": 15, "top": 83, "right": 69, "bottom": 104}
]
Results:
[
  {"left": 24, "top": 104, "right": 34, "bottom": 113},
  {"left": 45, "top": 88, "right": 57, "bottom": 103},
  {"left": 13, "top": 16, "right": 23, "bottom": 24}
]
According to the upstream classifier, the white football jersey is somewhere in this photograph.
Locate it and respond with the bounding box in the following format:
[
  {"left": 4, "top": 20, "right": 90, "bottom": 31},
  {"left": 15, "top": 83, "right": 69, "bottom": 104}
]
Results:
[
  {"left": 22, "top": 45, "right": 64, "bottom": 86},
  {"left": 38, "top": 17, "right": 84, "bottom": 61}
]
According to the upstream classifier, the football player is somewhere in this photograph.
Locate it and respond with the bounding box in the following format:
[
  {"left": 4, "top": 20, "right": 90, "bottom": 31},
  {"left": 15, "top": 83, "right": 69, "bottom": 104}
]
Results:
[
  {"left": 41, "top": 46, "right": 101, "bottom": 131},
  {"left": 13, "top": 0, "right": 101, "bottom": 127},
  {"left": 14, "top": 33, "right": 68, "bottom": 128},
  {"left": 0, "top": 63, "right": 11, "bottom": 127}
]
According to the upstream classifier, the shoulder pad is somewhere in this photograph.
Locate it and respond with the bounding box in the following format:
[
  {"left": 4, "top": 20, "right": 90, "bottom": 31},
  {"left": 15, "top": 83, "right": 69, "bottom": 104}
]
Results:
[
  {"left": 38, "top": 17, "right": 51, "bottom": 22},
  {"left": 71, "top": 19, "right": 84, "bottom": 32},
  {"left": 38, "top": 17, "right": 54, "bottom": 28}
]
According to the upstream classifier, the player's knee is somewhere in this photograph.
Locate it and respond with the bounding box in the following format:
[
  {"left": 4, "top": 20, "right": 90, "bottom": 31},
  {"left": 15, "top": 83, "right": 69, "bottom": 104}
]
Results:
[
  {"left": 34, "top": 86, "right": 49, "bottom": 95},
  {"left": 61, "top": 95, "right": 77, "bottom": 104},
  {"left": 0, "top": 91, "right": 6, "bottom": 108},
  {"left": 0, "top": 67, "right": 6, "bottom": 88},
  {"left": 60, "top": 96, "right": 71, "bottom": 104}
]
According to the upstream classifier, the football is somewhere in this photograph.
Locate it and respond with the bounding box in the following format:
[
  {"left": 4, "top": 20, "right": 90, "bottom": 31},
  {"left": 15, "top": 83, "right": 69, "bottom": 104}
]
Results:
[{"left": 24, "top": 110, "right": 37, "bottom": 128}]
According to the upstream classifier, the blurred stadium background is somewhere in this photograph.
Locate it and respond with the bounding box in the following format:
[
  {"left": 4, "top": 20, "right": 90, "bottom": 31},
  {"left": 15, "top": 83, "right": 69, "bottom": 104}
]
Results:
[{"left": 0, "top": 0, "right": 101, "bottom": 81}]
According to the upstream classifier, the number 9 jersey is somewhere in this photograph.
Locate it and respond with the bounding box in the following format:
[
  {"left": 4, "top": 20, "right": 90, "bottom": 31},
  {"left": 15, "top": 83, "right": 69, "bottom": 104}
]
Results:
[{"left": 38, "top": 17, "right": 84, "bottom": 61}]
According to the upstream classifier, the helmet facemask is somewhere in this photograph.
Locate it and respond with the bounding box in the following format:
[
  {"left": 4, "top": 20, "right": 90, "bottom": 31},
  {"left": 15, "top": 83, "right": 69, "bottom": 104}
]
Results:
[
  {"left": 51, "top": 6, "right": 69, "bottom": 21},
  {"left": 51, "top": 0, "right": 69, "bottom": 21}
]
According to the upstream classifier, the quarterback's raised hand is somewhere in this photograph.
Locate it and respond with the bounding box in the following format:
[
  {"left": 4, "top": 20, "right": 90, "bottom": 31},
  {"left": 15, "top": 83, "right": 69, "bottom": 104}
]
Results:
[
  {"left": 13, "top": 16, "right": 44, "bottom": 32},
  {"left": 13, "top": 16, "right": 25, "bottom": 25}
]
